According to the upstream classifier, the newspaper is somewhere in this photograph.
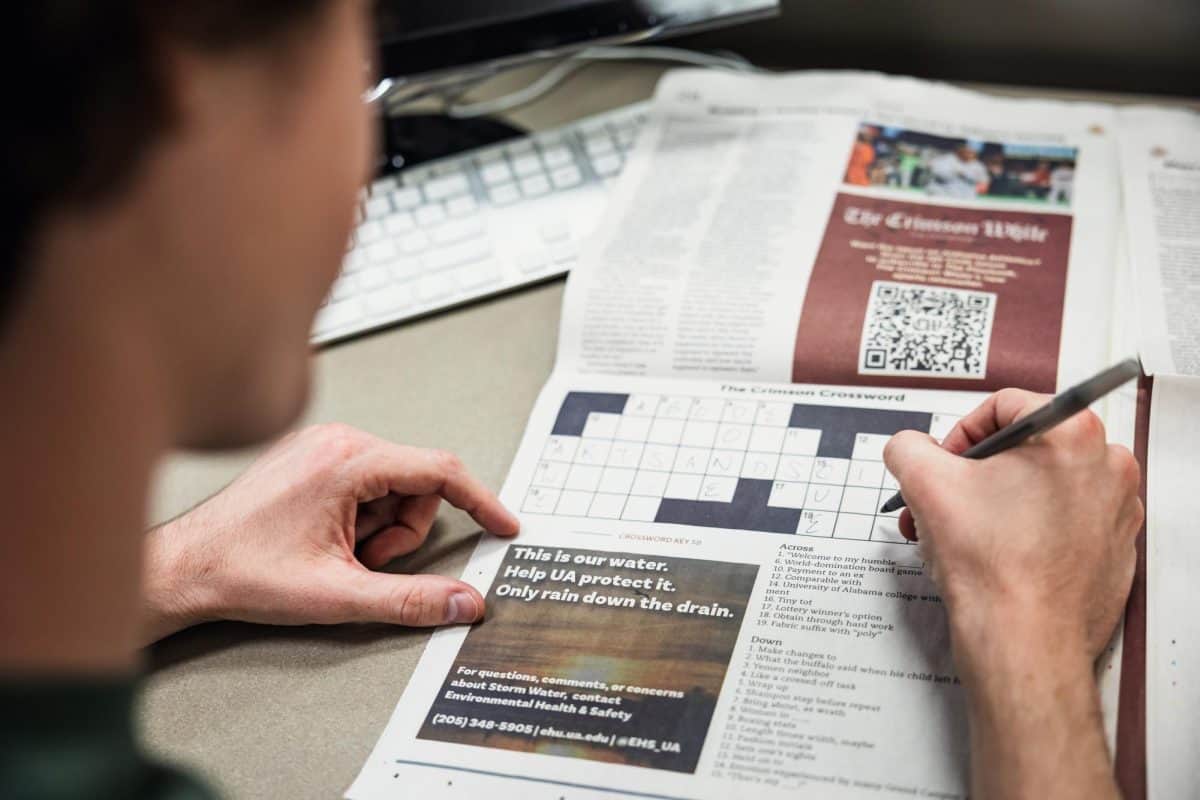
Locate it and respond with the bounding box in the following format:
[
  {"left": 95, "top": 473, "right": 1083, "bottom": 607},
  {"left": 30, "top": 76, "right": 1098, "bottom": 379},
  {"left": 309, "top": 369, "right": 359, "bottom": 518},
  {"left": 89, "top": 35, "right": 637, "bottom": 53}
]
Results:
[
  {"left": 558, "top": 71, "right": 1121, "bottom": 392},
  {"left": 1121, "top": 107, "right": 1200, "bottom": 378},
  {"left": 347, "top": 71, "right": 1141, "bottom": 799},
  {"left": 1117, "top": 106, "right": 1200, "bottom": 800}
]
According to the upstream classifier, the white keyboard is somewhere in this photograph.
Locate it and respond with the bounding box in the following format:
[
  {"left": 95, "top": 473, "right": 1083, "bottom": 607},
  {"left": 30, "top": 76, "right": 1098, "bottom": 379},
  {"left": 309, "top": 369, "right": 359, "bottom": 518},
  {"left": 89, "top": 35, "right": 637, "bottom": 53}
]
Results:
[{"left": 313, "top": 101, "right": 651, "bottom": 344}]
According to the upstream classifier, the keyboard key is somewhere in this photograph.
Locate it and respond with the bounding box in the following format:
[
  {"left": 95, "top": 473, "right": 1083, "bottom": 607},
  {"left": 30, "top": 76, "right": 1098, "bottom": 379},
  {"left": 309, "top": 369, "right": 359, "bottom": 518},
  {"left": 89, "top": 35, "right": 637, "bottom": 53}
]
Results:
[
  {"left": 424, "top": 238, "right": 491, "bottom": 272},
  {"left": 400, "top": 231, "right": 430, "bottom": 254},
  {"left": 414, "top": 203, "right": 446, "bottom": 226},
  {"left": 364, "top": 195, "right": 391, "bottom": 218},
  {"left": 390, "top": 257, "right": 421, "bottom": 281},
  {"left": 391, "top": 187, "right": 422, "bottom": 210},
  {"left": 370, "top": 175, "right": 397, "bottom": 194},
  {"left": 314, "top": 298, "right": 363, "bottom": 333},
  {"left": 480, "top": 161, "right": 513, "bottom": 185},
  {"left": 356, "top": 220, "right": 384, "bottom": 244},
  {"left": 366, "top": 240, "right": 398, "bottom": 264},
  {"left": 579, "top": 118, "right": 608, "bottom": 136},
  {"left": 518, "top": 251, "right": 549, "bottom": 274},
  {"left": 446, "top": 195, "right": 478, "bottom": 217},
  {"left": 402, "top": 167, "right": 432, "bottom": 185},
  {"left": 416, "top": 273, "right": 456, "bottom": 304},
  {"left": 476, "top": 148, "right": 506, "bottom": 166},
  {"left": 342, "top": 249, "right": 369, "bottom": 274},
  {"left": 521, "top": 174, "right": 551, "bottom": 197},
  {"left": 433, "top": 217, "right": 486, "bottom": 246},
  {"left": 511, "top": 153, "right": 543, "bottom": 177},
  {"left": 541, "top": 145, "right": 573, "bottom": 168},
  {"left": 423, "top": 173, "right": 470, "bottom": 200},
  {"left": 584, "top": 133, "right": 615, "bottom": 158},
  {"left": 506, "top": 140, "right": 535, "bottom": 157},
  {"left": 428, "top": 162, "right": 463, "bottom": 178},
  {"left": 592, "top": 153, "right": 622, "bottom": 176},
  {"left": 330, "top": 277, "right": 356, "bottom": 301},
  {"left": 550, "top": 164, "right": 583, "bottom": 189},
  {"left": 363, "top": 283, "right": 412, "bottom": 315},
  {"left": 549, "top": 242, "right": 576, "bottom": 264},
  {"left": 359, "top": 266, "right": 389, "bottom": 290},
  {"left": 540, "top": 220, "right": 570, "bottom": 243},
  {"left": 382, "top": 212, "right": 414, "bottom": 236},
  {"left": 453, "top": 261, "right": 502, "bottom": 291},
  {"left": 489, "top": 183, "right": 521, "bottom": 205}
]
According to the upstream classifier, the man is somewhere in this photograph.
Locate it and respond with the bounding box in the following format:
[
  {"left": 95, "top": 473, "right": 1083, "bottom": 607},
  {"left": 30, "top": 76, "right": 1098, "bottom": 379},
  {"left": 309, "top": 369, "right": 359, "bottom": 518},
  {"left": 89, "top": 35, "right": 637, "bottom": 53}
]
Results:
[
  {"left": 1050, "top": 163, "right": 1076, "bottom": 204},
  {"left": 985, "top": 152, "right": 1023, "bottom": 198},
  {"left": 897, "top": 143, "right": 922, "bottom": 188},
  {"left": 3, "top": 5, "right": 517, "bottom": 798},
  {"left": 927, "top": 142, "right": 991, "bottom": 199},
  {"left": 1, "top": 3, "right": 1141, "bottom": 799},
  {"left": 1020, "top": 159, "right": 1054, "bottom": 200},
  {"left": 845, "top": 125, "right": 880, "bottom": 186}
]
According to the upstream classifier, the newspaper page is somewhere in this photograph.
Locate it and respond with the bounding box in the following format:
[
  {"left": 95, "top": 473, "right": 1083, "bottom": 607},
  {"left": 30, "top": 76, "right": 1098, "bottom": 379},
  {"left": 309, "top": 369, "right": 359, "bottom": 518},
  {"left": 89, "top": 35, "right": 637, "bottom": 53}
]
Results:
[
  {"left": 348, "top": 71, "right": 1129, "bottom": 800},
  {"left": 1145, "top": 375, "right": 1200, "bottom": 800},
  {"left": 1119, "top": 105, "right": 1200, "bottom": 800},
  {"left": 556, "top": 70, "right": 1122, "bottom": 393},
  {"left": 348, "top": 374, "right": 984, "bottom": 800},
  {"left": 1093, "top": 225, "right": 1138, "bottom": 750},
  {"left": 1119, "top": 106, "right": 1200, "bottom": 377}
]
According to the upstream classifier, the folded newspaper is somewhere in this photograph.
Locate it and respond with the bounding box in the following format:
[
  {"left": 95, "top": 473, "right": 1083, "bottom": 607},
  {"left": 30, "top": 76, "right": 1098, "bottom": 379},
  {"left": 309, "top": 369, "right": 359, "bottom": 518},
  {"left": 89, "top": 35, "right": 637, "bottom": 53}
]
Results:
[
  {"left": 1119, "top": 107, "right": 1200, "bottom": 800},
  {"left": 345, "top": 70, "right": 1191, "bottom": 799}
]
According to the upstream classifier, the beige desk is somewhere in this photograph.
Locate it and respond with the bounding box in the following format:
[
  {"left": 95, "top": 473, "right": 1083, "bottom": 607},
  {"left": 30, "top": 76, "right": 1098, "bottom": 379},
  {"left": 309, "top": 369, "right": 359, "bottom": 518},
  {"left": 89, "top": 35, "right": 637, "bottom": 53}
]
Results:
[{"left": 141, "top": 63, "right": 1198, "bottom": 799}]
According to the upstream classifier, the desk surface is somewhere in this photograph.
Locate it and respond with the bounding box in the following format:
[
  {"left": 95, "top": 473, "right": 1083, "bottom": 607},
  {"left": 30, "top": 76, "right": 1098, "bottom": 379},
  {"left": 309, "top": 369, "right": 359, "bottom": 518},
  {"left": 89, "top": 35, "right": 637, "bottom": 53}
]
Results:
[{"left": 142, "top": 63, "right": 1197, "bottom": 799}]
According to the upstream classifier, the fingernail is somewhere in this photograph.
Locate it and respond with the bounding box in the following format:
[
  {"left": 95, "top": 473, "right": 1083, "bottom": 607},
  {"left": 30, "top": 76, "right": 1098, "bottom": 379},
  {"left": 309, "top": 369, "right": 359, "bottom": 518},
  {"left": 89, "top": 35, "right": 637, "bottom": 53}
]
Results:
[{"left": 446, "top": 592, "right": 479, "bottom": 624}]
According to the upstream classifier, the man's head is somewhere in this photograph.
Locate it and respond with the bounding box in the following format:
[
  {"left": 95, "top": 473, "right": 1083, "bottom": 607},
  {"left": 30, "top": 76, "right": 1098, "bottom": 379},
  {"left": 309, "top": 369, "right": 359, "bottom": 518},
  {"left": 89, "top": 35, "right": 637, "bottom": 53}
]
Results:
[
  {"left": 2, "top": 1, "right": 372, "bottom": 448},
  {"left": 956, "top": 143, "right": 980, "bottom": 162}
]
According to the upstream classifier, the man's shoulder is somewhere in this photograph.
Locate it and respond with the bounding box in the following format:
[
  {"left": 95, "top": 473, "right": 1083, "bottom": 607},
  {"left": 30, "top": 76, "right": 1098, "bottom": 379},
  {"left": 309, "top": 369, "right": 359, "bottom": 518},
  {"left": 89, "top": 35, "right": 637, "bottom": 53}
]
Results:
[{"left": 0, "top": 678, "right": 217, "bottom": 800}]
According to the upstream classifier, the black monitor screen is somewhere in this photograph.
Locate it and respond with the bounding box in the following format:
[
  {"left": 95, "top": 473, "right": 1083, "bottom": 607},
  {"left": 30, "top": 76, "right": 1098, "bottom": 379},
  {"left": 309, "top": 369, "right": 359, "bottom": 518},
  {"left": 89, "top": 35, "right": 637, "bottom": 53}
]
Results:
[
  {"left": 376, "top": 1, "right": 777, "bottom": 81},
  {"left": 380, "top": 2, "right": 599, "bottom": 40}
]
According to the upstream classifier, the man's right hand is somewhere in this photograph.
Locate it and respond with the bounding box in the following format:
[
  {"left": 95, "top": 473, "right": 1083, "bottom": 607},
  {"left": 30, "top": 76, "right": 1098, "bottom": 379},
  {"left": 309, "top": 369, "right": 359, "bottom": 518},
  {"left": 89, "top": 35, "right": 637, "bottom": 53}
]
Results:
[{"left": 883, "top": 388, "right": 1142, "bottom": 800}]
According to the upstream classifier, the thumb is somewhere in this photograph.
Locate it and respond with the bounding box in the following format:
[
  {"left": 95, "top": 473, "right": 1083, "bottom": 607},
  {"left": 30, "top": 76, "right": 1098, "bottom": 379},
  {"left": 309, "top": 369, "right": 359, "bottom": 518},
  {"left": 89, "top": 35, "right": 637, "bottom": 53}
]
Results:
[
  {"left": 882, "top": 429, "right": 962, "bottom": 510},
  {"left": 345, "top": 570, "right": 486, "bottom": 627}
]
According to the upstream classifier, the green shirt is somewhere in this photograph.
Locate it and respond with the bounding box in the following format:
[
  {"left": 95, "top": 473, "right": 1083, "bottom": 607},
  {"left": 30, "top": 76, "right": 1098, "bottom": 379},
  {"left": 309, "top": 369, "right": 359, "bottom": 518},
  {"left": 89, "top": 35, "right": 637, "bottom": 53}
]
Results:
[{"left": 1, "top": 679, "right": 214, "bottom": 800}]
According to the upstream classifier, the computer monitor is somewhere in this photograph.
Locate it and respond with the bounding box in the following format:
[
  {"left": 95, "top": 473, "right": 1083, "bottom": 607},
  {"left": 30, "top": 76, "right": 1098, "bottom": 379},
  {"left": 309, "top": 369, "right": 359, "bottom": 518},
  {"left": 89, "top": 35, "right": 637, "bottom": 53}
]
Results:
[
  {"left": 375, "top": 1, "right": 778, "bottom": 87},
  {"left": 372, "top": 1, "right": 777, "bottom": 168}
]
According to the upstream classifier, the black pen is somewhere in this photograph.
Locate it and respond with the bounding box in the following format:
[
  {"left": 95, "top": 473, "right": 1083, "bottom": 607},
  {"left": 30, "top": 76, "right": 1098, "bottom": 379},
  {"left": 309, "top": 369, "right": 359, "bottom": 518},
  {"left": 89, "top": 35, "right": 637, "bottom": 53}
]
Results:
[{"left": 879, "top": 358, "right": 1142, "bottom": 514}]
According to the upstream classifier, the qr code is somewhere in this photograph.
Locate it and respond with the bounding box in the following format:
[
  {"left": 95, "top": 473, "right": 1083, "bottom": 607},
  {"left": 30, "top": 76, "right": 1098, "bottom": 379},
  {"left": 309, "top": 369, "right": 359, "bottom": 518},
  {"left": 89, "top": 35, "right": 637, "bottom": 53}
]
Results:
[{"left": 858, "top": 281, "right": 997, "bottom": 379}]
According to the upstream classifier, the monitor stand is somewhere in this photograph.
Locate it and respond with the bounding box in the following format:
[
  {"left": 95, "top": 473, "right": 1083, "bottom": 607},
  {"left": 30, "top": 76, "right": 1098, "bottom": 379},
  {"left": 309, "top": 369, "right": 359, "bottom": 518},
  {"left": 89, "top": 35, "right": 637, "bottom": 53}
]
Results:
[{"left": 378, "top": 113, "right": 528, "bottom": 173}]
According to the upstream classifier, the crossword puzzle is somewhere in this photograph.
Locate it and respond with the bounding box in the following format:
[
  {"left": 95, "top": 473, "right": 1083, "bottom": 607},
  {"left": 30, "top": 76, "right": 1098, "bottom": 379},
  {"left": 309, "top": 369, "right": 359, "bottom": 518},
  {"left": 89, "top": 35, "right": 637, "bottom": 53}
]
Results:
[{"left": 522, "top": 392, "right": 959, "bottom": 543}]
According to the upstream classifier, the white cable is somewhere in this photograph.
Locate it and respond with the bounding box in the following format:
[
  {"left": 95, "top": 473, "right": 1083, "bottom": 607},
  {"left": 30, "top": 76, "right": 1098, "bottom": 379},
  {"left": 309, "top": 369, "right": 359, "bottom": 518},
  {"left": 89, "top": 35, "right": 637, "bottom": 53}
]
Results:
[{"left": 443, "top": 45, "right": 759, "bottom": 119}]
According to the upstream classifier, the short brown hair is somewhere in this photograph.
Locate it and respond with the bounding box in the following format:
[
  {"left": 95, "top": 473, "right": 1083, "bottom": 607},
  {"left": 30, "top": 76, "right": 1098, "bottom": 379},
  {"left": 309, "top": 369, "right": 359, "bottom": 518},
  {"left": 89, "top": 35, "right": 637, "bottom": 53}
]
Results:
[{"left": 0, "top": 1, "right": 331, "bottom": 327}]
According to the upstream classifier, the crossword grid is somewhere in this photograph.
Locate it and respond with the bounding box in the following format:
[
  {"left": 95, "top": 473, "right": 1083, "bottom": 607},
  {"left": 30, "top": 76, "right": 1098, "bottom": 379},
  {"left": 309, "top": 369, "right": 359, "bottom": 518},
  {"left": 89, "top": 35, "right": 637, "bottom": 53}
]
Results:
[{"left": 522, "top": 392, "right": 958, "bottom": 543}]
